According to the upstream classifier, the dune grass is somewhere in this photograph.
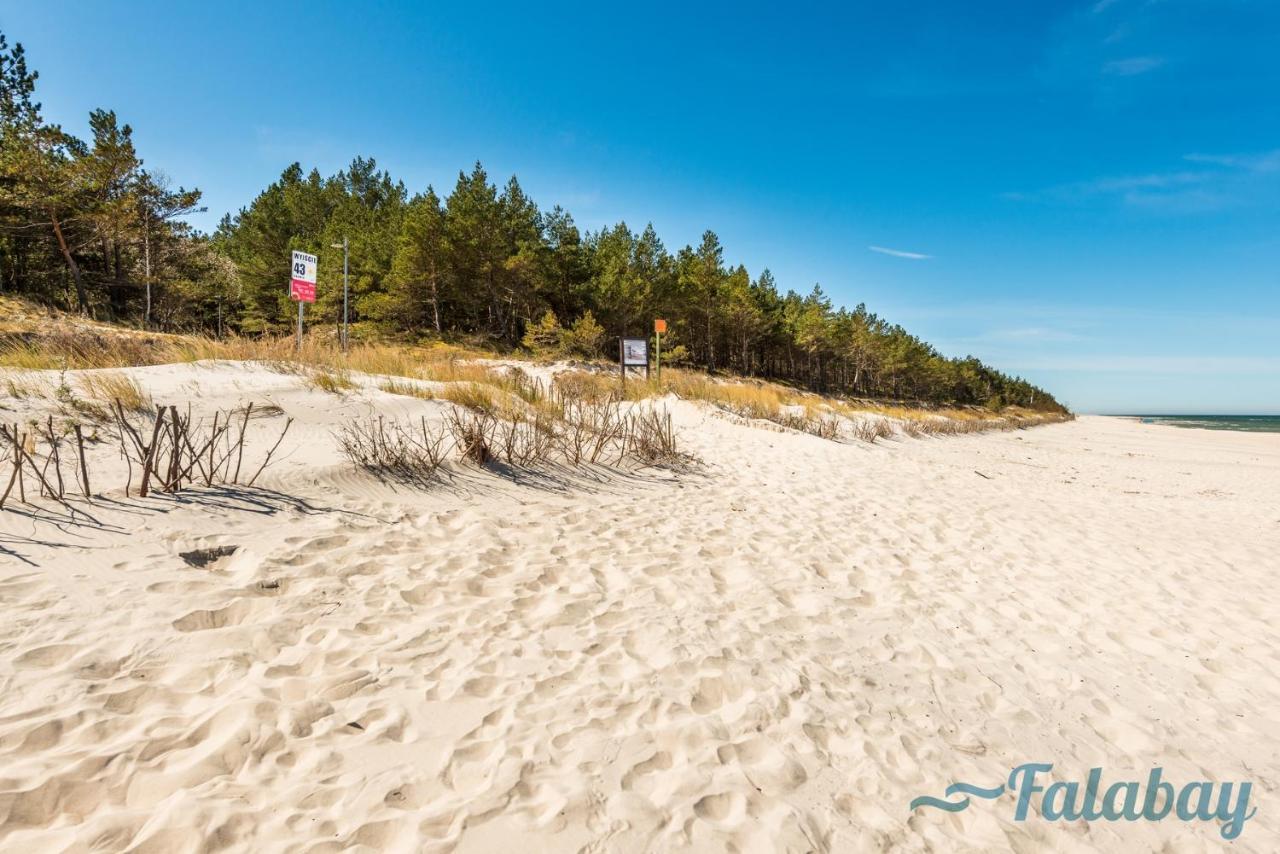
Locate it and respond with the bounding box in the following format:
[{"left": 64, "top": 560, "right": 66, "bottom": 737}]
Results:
[
  {"left": 0, "top": 321, "right": 1070, "bottom": 442},
  {"left": 0, "top": 327, "right": 496, "bottom": 377},
  {"left": 547, "top": 367, "right": 1071, "bottom": 441},
  {"left": 441, "top": 382, "right": 499, "bottom": 413},
  {"left": 76, "top": 371, "right": 154, "bottom": 413},
  {"left": 2, "top": 372, "right": 50, "bottom": 400},
  {"left": 379, "top": 379, "right": 435, "bottom": 400},
  {"left": 307, "top": 368, "right": 358, "bottom": 394}
]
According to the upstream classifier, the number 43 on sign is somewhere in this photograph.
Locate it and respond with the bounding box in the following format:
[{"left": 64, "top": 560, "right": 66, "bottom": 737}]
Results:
[{"left": 290, "top": 250, "right": 317, "bottom": 303}]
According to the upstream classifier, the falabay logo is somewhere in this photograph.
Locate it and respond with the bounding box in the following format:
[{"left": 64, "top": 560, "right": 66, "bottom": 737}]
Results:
[{"left": 910, "top": 763, "right": 1257, "bottom": 841}]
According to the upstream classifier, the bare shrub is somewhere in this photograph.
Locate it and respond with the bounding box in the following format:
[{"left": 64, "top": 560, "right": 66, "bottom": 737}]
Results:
[
  {"left": 336, "top": 416, "right": 451, "bottom": 483},
  {"left": 555, "top": 397, "right": 629, "bottom": 465},
  {"left": 774, "top": 412, "right": 842, "bottom": 440},
  {"left": 445, "top": 407, "right": 495, "bottom": 465},
  {"left": 493, "top": 411, "right": 558, "bottom": 466},
  {"left": 334, "top": 392, "right": 691, "bottom": 485},
  {"left": 1, "top": 401, "right": 293, "bottom": 509},
  {"left": 810, "top": 416, "right": 843, "bottom": 440},
  {"left": 851, "top": 419, "right": 894, "bottom": 443},
  {"left": 0, "top": 418, "right": 85, "bottom": 508},
  {"left": 111, "top": 401, "right": 293, "bottom": 497},
  {"left": 624, "top": 408, "right": 685, "bottom": 466}
]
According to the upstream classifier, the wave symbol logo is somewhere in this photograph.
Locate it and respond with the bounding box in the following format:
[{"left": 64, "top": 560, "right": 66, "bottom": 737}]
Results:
[{"left": 909, "top": 782, "right": 1006, "bottom": 813}]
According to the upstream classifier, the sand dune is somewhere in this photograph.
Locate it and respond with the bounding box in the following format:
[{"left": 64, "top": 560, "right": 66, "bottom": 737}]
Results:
[{"left": 1, "top": 362, "right": 1277, "bottom": 852}]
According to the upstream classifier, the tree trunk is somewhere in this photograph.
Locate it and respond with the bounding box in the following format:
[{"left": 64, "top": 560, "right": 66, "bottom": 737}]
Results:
[
  {"left": 143, "top": 221, "right": 152, "bottom": 328},
  {"left": 50, "top": 212, "right": 89, "bottom": 315},
  {"left": 430, "top": 275, "right": 441, "bottom": 332}
]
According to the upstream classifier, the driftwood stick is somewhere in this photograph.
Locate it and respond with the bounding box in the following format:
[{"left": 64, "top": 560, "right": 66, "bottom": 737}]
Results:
[
  {"left": 74, "top": 424, "right": 90, "bottom": 498},
  {"left": 167, "top": 405, "right": 182, "bottom": 491},
  {"left": 15, "top": 428, "right": 24, "bottom": 503},
  {"left": 233, "top": 402, "right": 253, "bottom": 483},
  {"left": 113, "top": 399, "right": 146, "bottom": 458},
  {"left": 0, "top": 427, "right": 19, "bottom": 508},
  {"left": 139, "top": 407, "right": 167, "bottom": 498},
  {"left": 181, "top": 419, "right": 211, "bottom": 485},
  {"left": 115, "top": 414, "right": 134, "bottom": 497},
  {"left": 15, "top": 437, "right": 62, "bottom": 502},
  {"left": 177, "top": 417, "right": 226, "bottom": 487},
  {"left": 45, "top": 417, "right": 64, "bottom": 499},
  {"left": 246, "top": 417, "right": 292, "bottom": 487},
  {"left": 206, "top": 412, "right": 219, "bottom": 486}
]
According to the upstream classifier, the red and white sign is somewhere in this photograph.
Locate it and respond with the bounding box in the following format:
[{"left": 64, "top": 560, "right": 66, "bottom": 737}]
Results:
[{"left": 290, "top": 250, "right": 317, "bottom": 303}]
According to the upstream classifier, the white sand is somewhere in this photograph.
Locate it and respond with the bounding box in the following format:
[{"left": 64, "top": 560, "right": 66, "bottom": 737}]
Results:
[{"left": 1, "top": 362, "right": 1277, "bottom": 852}]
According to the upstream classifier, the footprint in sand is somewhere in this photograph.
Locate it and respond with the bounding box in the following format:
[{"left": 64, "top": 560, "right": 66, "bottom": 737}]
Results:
[{"left": 14, "top": 644, "right": 79, "bottom": 668}]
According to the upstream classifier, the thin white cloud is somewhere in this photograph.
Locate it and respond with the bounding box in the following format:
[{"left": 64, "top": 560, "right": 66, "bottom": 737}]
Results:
[
  {"left": 1092, "top": 0, "right": 1121, "bottom": 13},
  {"left": 985, "top": 327, "right": 1084, "bottom": 343},
  {"left": 1102, "top": 55, "right": 1165, "bottom": 75},
  {"left": 1012, "top": 355, "right": 1280, "bottom": 375},
  {"left": 1184, "top": 150, "right": 1280, "bottom": 174},
  {"left": 1002, "top": 167, "right": 1233, "bottom": 211},
  {"left": 868, "top": 245, "right": 931, "bottom": 260},
  {"left": 1084, "top": 171, "right": 1204, "bottom": 193}
]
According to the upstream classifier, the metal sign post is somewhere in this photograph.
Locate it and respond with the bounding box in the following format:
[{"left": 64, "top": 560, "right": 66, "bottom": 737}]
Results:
[
  {"left": 331, "top": 238, "right": 349, "bottom": 352},
  {"left": 621, "top": 337, "right": 649, "bottom": 391},
  {"left": 290, "top": 250, "right": 318, "bottom": 351}
]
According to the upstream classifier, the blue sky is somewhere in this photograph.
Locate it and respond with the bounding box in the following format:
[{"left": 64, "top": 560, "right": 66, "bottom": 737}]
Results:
[{"left": 4, "top": 0, "right": 1278, "bottom": 413}]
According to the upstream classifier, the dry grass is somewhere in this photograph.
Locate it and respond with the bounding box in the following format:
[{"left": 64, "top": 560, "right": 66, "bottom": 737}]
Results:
[
  {"left": 379, "top": 379, "right": 435, "bottom": 400},
  {"left": 0, "top": 319, "right": 499, "bottom": 381},
  {"left": 553, "top": 370, "right": 619, "bottom": 404},
  {"left": 664, "top": 371, "right": 793, "bottom": 416},
  {"left": 418, "top": 359, "right": 497, "bottom": 384},
  {"left": 307, "top": 369, "right": 357, "bottom": 394},
  {"left": 553, "top": 367, "right": 1070, "bottom": 443},
  {"left": 77, "top": 372, "right": 153, "bottom": 413},
  {"left": 441, "top": 382, "right": 498, "bottom": 413},
  {"left": 2, "top": 373, "right": 50, "bottom": 400},
  {"left": 0, "top": 309, "right": 1071, "bottom": 450}
]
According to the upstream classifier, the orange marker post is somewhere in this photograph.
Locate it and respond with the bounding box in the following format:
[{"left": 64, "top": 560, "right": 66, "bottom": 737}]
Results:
[{"left": 654, "top": 318, "right": 667, "bottom": 382}]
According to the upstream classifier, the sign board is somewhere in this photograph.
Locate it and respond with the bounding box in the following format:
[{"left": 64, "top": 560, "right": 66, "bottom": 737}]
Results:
[
  {"left": 654, "top": 318, "right": 667, "bottom": 334},
  {"left": 290, "top": 250, "right": 317, "bottom": 303},
  {"left": 621, "top": 338, "right": 648, "bottom": 366}
]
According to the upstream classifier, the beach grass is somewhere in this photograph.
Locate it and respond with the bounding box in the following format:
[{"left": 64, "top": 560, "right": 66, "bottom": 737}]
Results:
[
  {"left": 0, "top": 316, "right": 1070, "bottom": 439},
  {"left": 76, "top": 371, "right": 154, "bottom": 413}
]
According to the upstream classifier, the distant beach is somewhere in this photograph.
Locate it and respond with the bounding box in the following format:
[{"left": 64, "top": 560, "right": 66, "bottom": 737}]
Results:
[{"left": 1130, "top": 414, "right": 1280, "bottom": 433}]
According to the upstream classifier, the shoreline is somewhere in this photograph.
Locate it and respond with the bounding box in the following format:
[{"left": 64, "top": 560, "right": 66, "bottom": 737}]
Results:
[{"left": 1100, "top": 413, "right": 1280, "bottom": 436}]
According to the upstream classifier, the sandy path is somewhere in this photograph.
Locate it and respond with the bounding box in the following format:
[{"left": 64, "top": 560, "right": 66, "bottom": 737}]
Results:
[{"left": 1, "top": 365, "right": 1277, "bottom": 852}]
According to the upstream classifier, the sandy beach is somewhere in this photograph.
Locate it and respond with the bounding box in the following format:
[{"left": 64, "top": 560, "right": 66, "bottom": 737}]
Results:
[{"left": 1, "top": 362, "right": 1277, "bottom": 852}]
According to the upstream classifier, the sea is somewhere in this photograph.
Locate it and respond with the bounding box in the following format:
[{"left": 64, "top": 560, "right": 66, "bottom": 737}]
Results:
[{"left": 1131, "top": 415, "right": 1280, "bottom": 433}]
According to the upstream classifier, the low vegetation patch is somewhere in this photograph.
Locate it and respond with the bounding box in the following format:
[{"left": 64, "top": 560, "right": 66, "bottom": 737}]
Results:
[
  {"left": 307, "top": 368, "right": 357, "bottom": 394},
  {"left": 1, "top": 399, "right": 292, "bottom": 509},
  {"left": 337, "top": 384, "right": 690, "bottom": 486},
  {"left": 77, "top": 371, "right": 153, "bottom": 413},
  {"left": 378, "top": 379, "right": 434, "bottom": 400},
  {"left": 336, "top": 415, "right": 451, "bottom": 484}
]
